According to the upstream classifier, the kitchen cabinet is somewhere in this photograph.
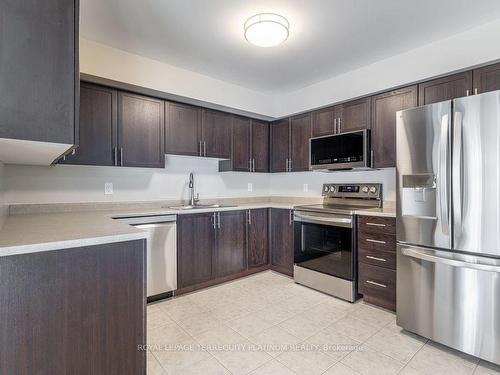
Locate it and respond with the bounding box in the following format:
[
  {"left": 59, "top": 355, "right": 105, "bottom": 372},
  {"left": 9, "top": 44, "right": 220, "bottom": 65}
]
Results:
[
  {"left": 418, "top": 71, "right": 473, "bottom": 105},
  {"left": 247, "top": 209, "right": 269, "bottom": 268},
  {"left": 371, "top": 86, "right": 418, "bottom": 168},
  {"left": 271, "top": 208, "right": 294, "bottom": 276},
  {"left": 202, "top": 109, "right": 232, "bottom": 159},
  {"left": 61, "top": 83, "right": 117, "bottom": 166},
  {"left": 215, "top": 211, "right": 247, "bottom": 277},
  {"left": 290, "top": 113, "right": 312, "bottom": 171},
  {"left": 270, "top": 119, "right": 290, "bottom": 172},
  {"left": 165, "top": 102, "right": 202, "bottom": 157},
  {"left": 0, "top": 240, "right": 146, "bottom": 374},
  {"left": 0, "top": 0, "right": 79, "bottom": 147},
  {"left": 311, "top": 106, "right": 344, "bottom": 137},
  {"left": 339, "top": 97, "right": 371, "bottom": 132},
  {"left": 357, "top": 215, "right": 396, "bottom": 311},
  {"left": 473, "top": 62, "right": 500, "bottom": 94},
  {"left": 118, "top": 92, "right": 165, "bottom": 168},
  {"left": 177, "top": 213, "right": 215, "bottom": 289},
  {"left": 251, "top": 120, "right": 270, "bottom": 172}
]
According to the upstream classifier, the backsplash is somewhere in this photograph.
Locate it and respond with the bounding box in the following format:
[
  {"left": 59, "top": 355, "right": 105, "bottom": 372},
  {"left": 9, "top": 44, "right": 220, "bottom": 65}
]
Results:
[{"left": 3, "top": 156, "right": 396, "bottom": 204}]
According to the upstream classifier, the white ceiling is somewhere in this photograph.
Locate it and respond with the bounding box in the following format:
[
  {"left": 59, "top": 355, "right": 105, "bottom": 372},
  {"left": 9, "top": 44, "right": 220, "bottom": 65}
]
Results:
[{"left": 81, "top": 0, "right": 500, "bottom": 94}]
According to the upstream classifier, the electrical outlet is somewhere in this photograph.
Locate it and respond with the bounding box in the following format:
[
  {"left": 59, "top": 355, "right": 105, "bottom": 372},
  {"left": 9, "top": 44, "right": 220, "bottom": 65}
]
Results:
[
  {"left": 247, "top": 183, "right": 253, "bottom": 192},
  {"left": 104, "top": 182, "right": 113, "bottom": 195},
  {"left": 303, "top": 183, "right": 309, "bottom": 193}
]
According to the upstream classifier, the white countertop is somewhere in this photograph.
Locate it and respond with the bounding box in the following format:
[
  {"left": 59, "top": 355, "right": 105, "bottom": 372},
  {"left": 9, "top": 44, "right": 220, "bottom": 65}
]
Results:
[{"left": 0, "top": 200, "right": 395, "bottom": 257}]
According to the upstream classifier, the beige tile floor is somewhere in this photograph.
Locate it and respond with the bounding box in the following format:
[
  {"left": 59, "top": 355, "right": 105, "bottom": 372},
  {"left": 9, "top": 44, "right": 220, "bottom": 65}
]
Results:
[{"left": 146, "top": 271, "right": 500, "bottom": 375}]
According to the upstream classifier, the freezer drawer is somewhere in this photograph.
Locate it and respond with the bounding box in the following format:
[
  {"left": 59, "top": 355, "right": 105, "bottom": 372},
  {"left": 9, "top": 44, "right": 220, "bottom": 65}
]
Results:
[{"left": 397, "top": 244, "right": 500, "bottom": 365}]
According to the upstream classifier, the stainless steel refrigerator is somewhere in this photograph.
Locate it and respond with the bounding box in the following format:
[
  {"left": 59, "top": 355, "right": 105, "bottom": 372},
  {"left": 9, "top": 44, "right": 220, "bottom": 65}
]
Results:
[{"left": 396, "top": 90, "right": 500, "bottom": 365}]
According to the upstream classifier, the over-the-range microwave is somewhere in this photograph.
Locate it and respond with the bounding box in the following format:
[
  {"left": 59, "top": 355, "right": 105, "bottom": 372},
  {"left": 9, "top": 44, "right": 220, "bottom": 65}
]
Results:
[{"left": 309, "top": 129, "right": 371, "bottom": 171}]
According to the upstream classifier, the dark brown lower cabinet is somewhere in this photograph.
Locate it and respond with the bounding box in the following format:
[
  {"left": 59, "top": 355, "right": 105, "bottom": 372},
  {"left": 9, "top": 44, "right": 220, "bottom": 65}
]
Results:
[
  {"left": 215, "top": 210, "right": 247, "bottom": 277},
  {"left": 357, "top": 215, "right": 396, "bottom": 311},
  {"left": 0, "top": 240, "right": 146, "bottom": 375},
  {"left": 177, "top": 213, "right": 215, "bottom": 289},
  {"left": 247, "top": 208, "right": 269, "bottom": 268},
  {"left": 271, "top": 208, "right": 294, "bottom": 276}
]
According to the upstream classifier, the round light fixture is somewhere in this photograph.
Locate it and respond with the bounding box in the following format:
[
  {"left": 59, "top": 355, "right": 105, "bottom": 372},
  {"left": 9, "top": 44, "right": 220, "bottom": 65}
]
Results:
[{"left": 244, "top": 13, "right": 289, "bottom": 47}]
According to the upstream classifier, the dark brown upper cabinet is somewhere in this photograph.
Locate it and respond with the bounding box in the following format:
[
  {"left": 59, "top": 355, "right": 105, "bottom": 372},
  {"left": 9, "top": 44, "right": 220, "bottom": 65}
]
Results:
[
  {"left": 0, "top": 0, "right": 79, "bottom": 146},
  {"left": 371, "top": 86, "right": 417, "bottom": 168},
  {"left": 220, "top": 117, "right": 269, "bottom": 172},
  {"left": 473, "top": 63, "right": 500, "bottom": 94},
  {"left": 247, "top": 209, "right": 269, "bottom": 268},
  {"left": 251, "top": 120, "right": 270, "bottom": 172},
  {"left": 177, "top": 213, "right": 215, "bottom": 289},
  {"left": 339, "top": 97, "right": 371, "bottom": 132},
  {"left": 270, "top": 208, "right": 294, "bottom": 276},
  {"left": 312, "top": 106, "right": 335, "bottom": 137},
  {"left": 290, "top": 113, "right": 312, "bottom": 171},
  {"left": 270, "top": 119, "right": 291, "bottom": 172},
  {"left": 418, "top": 71, "right": 473, "bottom": 105},
  {"left": 215, "top": 210, "right": 247, "bottom": 278},
  {"left": 118, "top": 92, "right": 165, "bottom": 168},
  {"left": 61, "top": 83, "right": 117, "bottom": 166},
  {"left": 165, "top": 102, "right": 202, "bottom": 157},
  {"left": 202, "top": 109, "right": 232, "bottom": 159}
]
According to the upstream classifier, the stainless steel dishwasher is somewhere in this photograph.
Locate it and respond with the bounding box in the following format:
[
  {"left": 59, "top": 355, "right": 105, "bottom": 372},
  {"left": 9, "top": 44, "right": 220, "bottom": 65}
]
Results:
[{"left": 116, "top": 215, "right": 177, "bottom": 301}]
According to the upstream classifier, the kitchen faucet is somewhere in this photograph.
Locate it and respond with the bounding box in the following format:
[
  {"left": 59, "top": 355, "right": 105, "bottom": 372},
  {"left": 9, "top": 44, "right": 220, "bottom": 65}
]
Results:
[{"left": 188, "top": 172, "right": 199, "bottom": 206}]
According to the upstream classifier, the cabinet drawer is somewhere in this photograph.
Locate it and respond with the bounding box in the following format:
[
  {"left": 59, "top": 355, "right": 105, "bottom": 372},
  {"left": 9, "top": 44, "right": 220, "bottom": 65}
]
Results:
[
  {"left": 358, "top": 215, "right": 396, "bottom": 235},
  {"left": 358, "top": 230, "right": 396, "bottom": 253},
  {"left": 358, "top": 262, "right": 396, "bottom": 311},
  {"left": 358, "top": 246, "right": 396, "bottom": 270}
]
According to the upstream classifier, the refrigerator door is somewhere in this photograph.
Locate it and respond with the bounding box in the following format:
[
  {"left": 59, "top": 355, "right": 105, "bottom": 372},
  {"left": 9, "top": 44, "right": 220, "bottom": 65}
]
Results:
[
  {"left": 396, "top": 101, "right": 452, "bottom": 249},
  {"left": 397, "top": 244, "right": 500, "bottom": 365},
  {"left": 453, "top": 91, "right": 500, "bottom": 257}
]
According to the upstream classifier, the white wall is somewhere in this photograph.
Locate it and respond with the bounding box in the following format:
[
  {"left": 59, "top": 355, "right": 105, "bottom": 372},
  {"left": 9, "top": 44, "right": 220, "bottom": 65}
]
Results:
[
  {"left": 270, "top": 168, "right": 396, "bottom": 202},
  {"left": 80, "top": 38, "right": 277, "bottom": 118},
  {"left": 3, "top": 156, "right": 270, "bottom": 204},
  {"left": 275, "top": 19, "right": 500, "bottom": 116}
]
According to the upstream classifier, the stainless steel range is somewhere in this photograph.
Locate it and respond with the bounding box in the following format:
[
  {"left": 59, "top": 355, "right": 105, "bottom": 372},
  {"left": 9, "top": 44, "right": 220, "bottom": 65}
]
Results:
[{"left": 293, "top": 183, "right": 382, "bottom": 302}]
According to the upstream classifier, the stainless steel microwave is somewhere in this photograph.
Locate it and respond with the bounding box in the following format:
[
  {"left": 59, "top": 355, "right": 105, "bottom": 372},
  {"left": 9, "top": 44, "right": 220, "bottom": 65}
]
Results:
[{"left": 309, "top": 129, "right": 371, "bottom": 171}]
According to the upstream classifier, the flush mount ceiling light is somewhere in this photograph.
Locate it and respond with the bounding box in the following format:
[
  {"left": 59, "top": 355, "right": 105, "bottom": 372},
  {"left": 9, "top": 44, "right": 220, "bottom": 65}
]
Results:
[{"left": 244, "top": 13, "right": 289, "bottom": 47}]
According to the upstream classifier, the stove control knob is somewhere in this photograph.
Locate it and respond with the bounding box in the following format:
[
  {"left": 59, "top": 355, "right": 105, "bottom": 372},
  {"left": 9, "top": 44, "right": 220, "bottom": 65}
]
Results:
[
  {"left": 329, "top": 186, "right": 336, "bottom": 193},
  {"left": 369, "top": 186, "right": 377, "bottom": 194},
  {"left": 362, "top": 186, "right": 369, "bottom": 193},
  {"left": 323, "top": 185, "right": 330, "bottom": 193}
]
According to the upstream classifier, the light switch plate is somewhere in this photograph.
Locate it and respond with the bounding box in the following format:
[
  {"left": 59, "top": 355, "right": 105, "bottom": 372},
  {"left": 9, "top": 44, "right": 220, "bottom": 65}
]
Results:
[
  {"left": 247, "top": 183, "right": 253, "bottom": 192},
  {"left": 104, "top": 182, "right": 113, "bottom": 195},
  {"left": 303, "top": 183, "right": 309, "bottom": 193}
]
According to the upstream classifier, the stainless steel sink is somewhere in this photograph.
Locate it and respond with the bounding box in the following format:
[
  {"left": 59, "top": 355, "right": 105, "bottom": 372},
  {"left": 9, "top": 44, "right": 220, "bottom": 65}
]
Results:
[{"left": 167, "top": 204, "right": 236, "bottom": 210}]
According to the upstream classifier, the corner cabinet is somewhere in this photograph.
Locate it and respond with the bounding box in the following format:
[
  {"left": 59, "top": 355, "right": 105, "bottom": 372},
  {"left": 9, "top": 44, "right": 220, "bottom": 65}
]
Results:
[
  {"left": 270, "top": 119, "right": 290, "bottom": 172},
  {"left": 0, "top": 0, "right": 79, "bottom": 147}
]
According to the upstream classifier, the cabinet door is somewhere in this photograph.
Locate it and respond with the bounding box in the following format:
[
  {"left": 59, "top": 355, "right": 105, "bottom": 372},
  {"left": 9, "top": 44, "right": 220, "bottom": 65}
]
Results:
[
  {"left": 290, "top": 113, "right": 312, "bottom": 171},
  {"left": 118, "top": 92, "right": 165, "bottom": 168},
  {"left": 251, "top": 120, "right": 269, "bottom": 172},
  {"left": 215, "top": 211, "right": 247, "bottom": 277},
  {"left": 232, "top": 116, "right": 251, "bottom": 171},
  {"left": 339, "top": 98, "right": 371, "bottom": 132},
  {"left": 270, "top": 119, "right": 290, "bottom": 172},
  {"left": 165, "top": 102, "right": 201, "bottom": 156},
  {"left": 312, "top": 106, "right": 335, "bottom": 137},
  {"left": 371, "top": 86, "right": 417, "bottom": 168},
  {"left": 0, "top": 0, "right": 78, "bottom": 145},
  {"left": 202, "top": 110, "right": 232, "bottom": 159},
  {"left": 62, "top": 83, "right": 117, "bottom": 166},
  {"left": 473, "top": 63, "right": 500, "bottom": 94},
  {"left": 247, "top": 209, "right": 269, "bottom": 268},
  {"left": 177, "top": 213, "right": 215, "bottom": 288},
  {"left": 418, "top": 71, "right": 472, "bottom": 105},
  {"left": 271, "top": 209, "right": 294, "bottom": 276}
]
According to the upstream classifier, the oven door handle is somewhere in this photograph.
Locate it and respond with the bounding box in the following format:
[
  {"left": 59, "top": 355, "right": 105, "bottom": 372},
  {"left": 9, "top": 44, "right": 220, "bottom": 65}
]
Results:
[{"left": 294, "top": 213, "right": 352, "bottom": 228}]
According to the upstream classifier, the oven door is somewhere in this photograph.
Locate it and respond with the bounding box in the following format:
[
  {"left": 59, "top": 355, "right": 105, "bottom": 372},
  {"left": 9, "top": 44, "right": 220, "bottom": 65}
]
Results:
[{"left": 294, "top": 211, "right": 354, "bottom": 281}]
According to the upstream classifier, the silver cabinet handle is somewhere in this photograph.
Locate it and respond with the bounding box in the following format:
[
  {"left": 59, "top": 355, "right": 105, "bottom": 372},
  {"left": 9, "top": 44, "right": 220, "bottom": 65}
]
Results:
[
  {"left": 338, "top": 117, "right": 341, "bottom": 133},
  {"left": 249, "top": 158, "right": 252, "bottom": 171},
  {"left": 203, "top": 141, "right": 206, "bottom": 156},
  {"left": 474, "top": 88, "right": 479, "bottom": 95},
  {"left": 366, "top": 280, "right": 387, "bottom": 288},
  {"left": 120, "top": 148, "right": 124, "bottom": 166},
  {"left": 252, "top": 158, "right": 255, "bottom": 172},
  {"left": 217, "top": 212, "right": 221, "bottom": 229},
  {"left": 288, "top": 158, "right": 292, "bottom": 172},
  {"left": 247, "top": 210, "right": 252, "bottom": 225},
  {"left": 366, "top": 238, "right": 386, "bottom": 244},
  {"left": 199, "top": 141, "right": 202, "bottom": 156},
  {"left": 212, "top": 212, "right": 217, "bottom": 229},
  {"left": 285, "top": 158, "right": 289, "bottom": 172},
  {"left": 366, "top": 255, "right": 387, "bottom": 262},
  {"left": 466, "top": 89, "right": 470, "bottom": 96},
  {"left": 289, "top": 210, "right": 293, "bottom": 225},
  {"left": 366, "top": 222, "right": 386, "bottom": 227},
  {"left": 114, "top": 147, "right": 118, "bottom": 166},
  {"left": 333, "top": 118, "right": 337, "bottom": 134}
]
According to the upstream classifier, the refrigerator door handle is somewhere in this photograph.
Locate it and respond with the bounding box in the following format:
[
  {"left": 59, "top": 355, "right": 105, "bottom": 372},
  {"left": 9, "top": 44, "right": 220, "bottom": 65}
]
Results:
[
  {"left": 452, "top": 111, "right": 463, "bottom": 237},
  {"left": 439, "top": 114, "right": 450, "bottom": 235},
  {"left": 401, "top": 247, "right": 500, "bottom": 273}
]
